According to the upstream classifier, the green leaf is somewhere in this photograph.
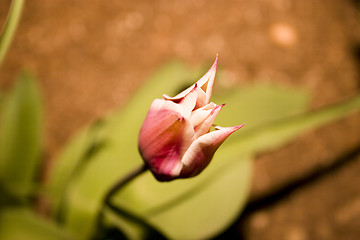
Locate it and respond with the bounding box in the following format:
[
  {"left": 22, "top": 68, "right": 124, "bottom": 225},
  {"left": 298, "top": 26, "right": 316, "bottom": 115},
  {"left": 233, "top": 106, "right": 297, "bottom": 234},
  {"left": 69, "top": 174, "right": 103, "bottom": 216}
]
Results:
[
  {"left": 0, "top": 72, "right": 43, "bottom": 199},
  {"left": 47, "top": 61, "right": 200, "bottom": 238},
  {"left": 112, "top": 154, "right": 252, "bottom": 240},
  {"left": 127, "top": 93, "right": 360, "bottom": 239},
  {"left": 46, "top": 120, "right": 108, "bottom": 218},
  {"left": 104, "top": 85, "right": 310, "bottom": 239},
  {"left": 49, "top": 60, "right": 308, "bottom": 239},
  {"left": 48, "top": 58, "right": 360, "bottom": 239},
  {"left": 0, "top": 207, "right": 73, "bottom": 240},
  {"left": 212, "top": 84, "right": 310, "bottom": 132},
  {"left": 47, "top": 60, "right": 309, "bottom": 239},
  {"left": 225, "top": 94, "right": 360, "bottom": 155},
  {"left": 0, "top": 0, "right": 25, "bottom": 66}
]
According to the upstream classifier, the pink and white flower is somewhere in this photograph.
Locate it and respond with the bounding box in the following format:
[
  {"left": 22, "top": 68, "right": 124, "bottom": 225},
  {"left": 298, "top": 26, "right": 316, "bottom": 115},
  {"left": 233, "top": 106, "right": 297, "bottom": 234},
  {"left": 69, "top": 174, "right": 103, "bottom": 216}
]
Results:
[{"left": 138, "top": 55, "right": 244, "bottom": 181}]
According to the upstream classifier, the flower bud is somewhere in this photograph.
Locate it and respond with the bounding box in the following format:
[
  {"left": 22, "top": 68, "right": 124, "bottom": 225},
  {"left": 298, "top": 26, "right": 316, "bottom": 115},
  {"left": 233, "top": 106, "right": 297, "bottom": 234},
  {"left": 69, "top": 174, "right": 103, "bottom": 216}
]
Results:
[{"left": 138, "top": 55, "right": 244, "bottom": 181}]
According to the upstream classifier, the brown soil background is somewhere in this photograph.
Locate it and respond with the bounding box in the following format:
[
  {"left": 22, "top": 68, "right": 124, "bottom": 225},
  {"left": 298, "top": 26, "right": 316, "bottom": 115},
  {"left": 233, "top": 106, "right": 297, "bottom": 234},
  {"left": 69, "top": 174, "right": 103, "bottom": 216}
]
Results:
[{"left": 1, "top": 0, "right": 360, "bottom": 239}]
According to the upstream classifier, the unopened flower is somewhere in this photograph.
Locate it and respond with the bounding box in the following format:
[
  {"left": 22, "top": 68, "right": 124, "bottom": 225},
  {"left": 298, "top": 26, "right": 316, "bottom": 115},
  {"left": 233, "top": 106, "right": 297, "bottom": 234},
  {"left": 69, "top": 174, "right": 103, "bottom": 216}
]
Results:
[{"left": 138, "top": 55, "right": 244, "bottom": 181}]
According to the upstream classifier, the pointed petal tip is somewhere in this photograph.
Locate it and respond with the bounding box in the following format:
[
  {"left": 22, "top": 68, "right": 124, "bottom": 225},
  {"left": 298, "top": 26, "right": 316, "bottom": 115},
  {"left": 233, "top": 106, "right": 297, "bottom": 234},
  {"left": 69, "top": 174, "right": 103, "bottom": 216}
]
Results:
[
  {"left": 214, "top": 123, "right": 245, "bottom": 132},
  {"left": 235, "top": 123, "right": 246, "bottom": 129},
  {"left": 213, "top": 103, "right": 225, "bottom": 113},
  {"left": 211, "top": 54, "right": 219, "bottom": 70},
  {"left": 206, "top": 103, "right": 224, "bottom": 119},
  {"left": 231, "top": 123, "right": 246, "bottom": 132}
]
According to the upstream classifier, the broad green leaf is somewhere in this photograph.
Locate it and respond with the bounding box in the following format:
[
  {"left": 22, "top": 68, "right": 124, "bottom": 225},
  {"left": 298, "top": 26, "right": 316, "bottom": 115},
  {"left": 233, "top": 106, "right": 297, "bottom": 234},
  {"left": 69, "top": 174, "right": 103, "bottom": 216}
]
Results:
[
  {"left": 112, "top": 154, "right": 252, "bottom": 240},
  {"left": 0, "top": 0, "right": 25, "bottom": 66},
  {"left": 0, "top": 72, "right": 43, "bottom": 199},
  {"left": 49, "top": 58, "right": 360, "bottom": 239},
  {"left": 46, "top": 120, "right": 108, "bottom": 217},
  {"left": 225, "top": 94, "right": 360, "bottom": 155},
  {"left": 47, "top": 61, "right": 200, "bottom": 237},
  {"left": 102, "top": 207, "right": 154, "bottom": 240},
  {"left": 0, "top": 207, "right": 73, "bottom": 240},
  {"left": 50, "top": 61, "right": 309, "bottom": 239},
  {"left": 110, "top": 93, "right": 360, "bottom": 240},
  {"left": 212, "top": 84, "right": 310, "bottom": 132}
]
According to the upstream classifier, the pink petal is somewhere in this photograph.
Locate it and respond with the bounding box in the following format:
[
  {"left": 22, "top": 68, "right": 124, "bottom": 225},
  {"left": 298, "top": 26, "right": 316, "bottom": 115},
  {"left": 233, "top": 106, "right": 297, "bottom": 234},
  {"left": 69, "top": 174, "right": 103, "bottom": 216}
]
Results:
[
  {"left": 193, "top": 104, "right": 224, "bottom": 138},
  {"left": 190, "top": 103, "right": 217, "bottom": 127},
  {"left": 193, "top": 86, "right": 206, "bottom": 109},
  {"left": 195, "top": 54, "right": 218, "bottom": 104},
  {"left": 138, "top": 99, "right": 195, "bottom": 180},
  {"left": 147, "top": 99, "right": 183, "bottom": 116},
  {"left": 178, "top": 84, "right": 199, "bottom": 119},
  {"left": 163, "top": 54, "right": 218, "bottom": 105},
  {"left": 180, "top": 124, "right": 244, "bottom": 178}
]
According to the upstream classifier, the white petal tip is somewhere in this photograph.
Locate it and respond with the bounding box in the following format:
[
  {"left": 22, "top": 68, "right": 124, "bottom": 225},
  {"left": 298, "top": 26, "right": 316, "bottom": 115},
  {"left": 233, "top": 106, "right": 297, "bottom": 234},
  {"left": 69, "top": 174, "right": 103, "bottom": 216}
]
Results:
[
  {"left": 214, "top": 124, "right": 245, "bottom": 132},
  {"left": 163, "top": 94, "right": 171, "bottom": 99}
]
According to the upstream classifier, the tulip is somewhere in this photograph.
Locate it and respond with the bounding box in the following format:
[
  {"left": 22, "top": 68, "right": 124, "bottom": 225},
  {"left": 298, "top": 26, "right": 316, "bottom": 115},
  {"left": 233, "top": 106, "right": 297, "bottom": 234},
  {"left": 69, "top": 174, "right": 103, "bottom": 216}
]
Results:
[{"left": 138, "top": 55, "right": 244, "bottom": 181}]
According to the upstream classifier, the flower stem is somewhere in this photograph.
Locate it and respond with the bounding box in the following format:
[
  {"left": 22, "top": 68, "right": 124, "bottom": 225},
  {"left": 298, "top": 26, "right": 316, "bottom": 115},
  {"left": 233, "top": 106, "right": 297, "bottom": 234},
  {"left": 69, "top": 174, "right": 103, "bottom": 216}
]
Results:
[
  {"left": 96, "top": 164, "right": 166, "bottom": 239},
  {"left": 104, "top": 164, "right": 148, "bottom": 206}
]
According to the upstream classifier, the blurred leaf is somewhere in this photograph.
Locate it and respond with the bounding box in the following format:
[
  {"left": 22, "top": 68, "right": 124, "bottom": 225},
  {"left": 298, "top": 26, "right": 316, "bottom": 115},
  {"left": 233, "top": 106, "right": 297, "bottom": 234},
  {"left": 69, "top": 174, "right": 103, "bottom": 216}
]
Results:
[
  {"left": 0, "top": 0, "right": 25, "bottom": 66},
  {"left": 101, "top": 206, "right": 166, "bottom": 240},
  {"left": 47, "top": 60, "right": 200, "bottom": 238},
  {"left": 0, "top": 72, "right": 43, "bottom": 199},
  {"left": 105, "top": 85, "right": 309, "bottom": 239},
  {"left": 46, "top": 120, "right": 107, "bottom": 219},
  {"left": 47, "top": 58, "right": 360, "bottom": 239},
  {"left": 48, "top": 60, "right": 308, "bottom": 239},
  {"left": 0, "top": 207, "right": 73, "bottom": 240},
  {"left": 111, "top": 154, "right": 252, "bottom": 240},
  {"left": 224, "top": 94, "right": 360, "bottom": 155},
  {"left": 212, "top": 84, "right": 310, "bottom": 132}
]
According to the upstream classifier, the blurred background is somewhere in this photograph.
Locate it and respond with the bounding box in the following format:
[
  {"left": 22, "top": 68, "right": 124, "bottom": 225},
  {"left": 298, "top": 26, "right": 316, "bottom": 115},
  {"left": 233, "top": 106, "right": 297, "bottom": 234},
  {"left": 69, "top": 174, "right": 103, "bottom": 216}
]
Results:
[{"left": 1, "top": 0, "right": 360, "bottom": 239}]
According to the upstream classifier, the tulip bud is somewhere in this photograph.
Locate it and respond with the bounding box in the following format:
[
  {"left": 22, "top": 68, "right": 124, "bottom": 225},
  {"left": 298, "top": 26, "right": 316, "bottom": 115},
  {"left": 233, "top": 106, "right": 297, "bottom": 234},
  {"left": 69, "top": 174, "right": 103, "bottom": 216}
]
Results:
[{"left": 138, "top": 55, "right": 244, "bottom": 181}]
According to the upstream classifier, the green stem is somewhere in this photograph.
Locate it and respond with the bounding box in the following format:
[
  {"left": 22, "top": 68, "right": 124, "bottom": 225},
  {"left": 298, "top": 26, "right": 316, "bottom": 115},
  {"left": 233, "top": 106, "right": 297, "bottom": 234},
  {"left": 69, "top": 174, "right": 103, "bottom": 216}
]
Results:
[
  {"left": 0, "top": 0, "right": 25, "bottom": 67},
  {"left": 96, "top": 164, "right": 166, "bottom": 239},
  {"left": 104, "top": 164, "right": 148, "bottom": 206}
]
